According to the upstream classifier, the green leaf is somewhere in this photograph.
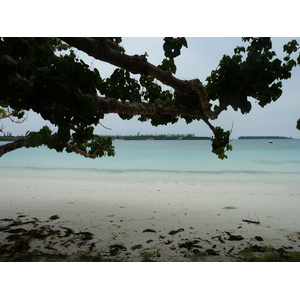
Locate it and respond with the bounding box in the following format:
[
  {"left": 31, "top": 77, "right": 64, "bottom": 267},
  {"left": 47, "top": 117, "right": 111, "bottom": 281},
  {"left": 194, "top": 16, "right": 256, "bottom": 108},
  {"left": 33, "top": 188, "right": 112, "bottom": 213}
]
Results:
[
  {"left": 0, "top": 108, "right": 7, "bottom": 116},
  {"left": 297, "top": 119, "right": 300, "bottom": 130},
  {"left": 180, "top": 37, "right": 188, "bottom": 48}
]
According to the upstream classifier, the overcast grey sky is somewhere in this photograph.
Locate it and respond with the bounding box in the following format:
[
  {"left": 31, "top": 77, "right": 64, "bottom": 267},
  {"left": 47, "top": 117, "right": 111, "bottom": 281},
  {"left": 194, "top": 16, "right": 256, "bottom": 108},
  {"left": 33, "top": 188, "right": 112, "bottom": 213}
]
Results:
[{"left": 2, "top": 37, "right": 300, "bottom": 139}]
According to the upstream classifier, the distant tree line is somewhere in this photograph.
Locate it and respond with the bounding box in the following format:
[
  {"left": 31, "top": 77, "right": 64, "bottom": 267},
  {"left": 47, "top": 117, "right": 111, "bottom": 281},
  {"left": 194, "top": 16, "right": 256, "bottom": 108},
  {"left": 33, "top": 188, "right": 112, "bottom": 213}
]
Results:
[
  {"left": 111, "top": 134, "right": 211, "bottom": 140},
  {"left": 238, "top": 136, "right": 293, "bottom": 139},
  {"left": 0, "top": 133, "right": 25, "bottom": 141},
  {"left": 2, "top": 131, "right": 12, "bottom": 137},
  {"left": 1, "top": 134, "right": 294, "bottom": 142},
  {"left": 0, "top": 133, "right": 211, "bottom": 142}
]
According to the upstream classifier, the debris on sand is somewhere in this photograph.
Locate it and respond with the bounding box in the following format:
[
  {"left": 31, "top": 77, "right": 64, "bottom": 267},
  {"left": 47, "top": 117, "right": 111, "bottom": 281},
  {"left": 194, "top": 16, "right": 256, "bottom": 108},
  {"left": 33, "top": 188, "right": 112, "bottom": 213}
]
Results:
[
  {"left": 242, "top": 213, "right": 260, "bottom": 225},
  {"left": 142, "top": 229, "right": 156, "bottom": 233},
  {"left": 109, "top": 244, "right": 127, "bottom": 256},
  {"left": 168, "top": 228, "right": 185, "bottom": 236},
  {"left": 49, "top": 215, "right": 60, "bottom": 221},
  {"left": 225, "top": 231, "right": 244, "bottom": 241}
]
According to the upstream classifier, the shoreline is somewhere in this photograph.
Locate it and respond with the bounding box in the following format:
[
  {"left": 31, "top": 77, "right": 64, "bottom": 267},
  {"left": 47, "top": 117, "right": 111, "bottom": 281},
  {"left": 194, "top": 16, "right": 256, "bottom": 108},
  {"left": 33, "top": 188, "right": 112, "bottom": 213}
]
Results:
[{"left": 1, "top": 177, "right": 300, "bottom": 261}]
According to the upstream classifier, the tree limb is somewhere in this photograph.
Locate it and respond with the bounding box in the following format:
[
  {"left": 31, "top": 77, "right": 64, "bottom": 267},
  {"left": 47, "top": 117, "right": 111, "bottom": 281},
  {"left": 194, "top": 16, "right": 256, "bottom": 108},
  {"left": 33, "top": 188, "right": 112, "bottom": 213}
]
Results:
[
  {"left": 189, "top": 79, "right": 227, "bottom": 120},
  {"left": 0, "top": 139, "right": 26, "bottom": 157},
  {"left": 65, "top": 143, "right": 99, "bottom": 159},
  {"left": 60, "top": 37, "right": 230, "bottom": 121},
  {"left": 94, "top": 95, "right": 204, "bottom": 118},
  {"left": 60, "top": 37, "right": 193, "bottom": 96}
]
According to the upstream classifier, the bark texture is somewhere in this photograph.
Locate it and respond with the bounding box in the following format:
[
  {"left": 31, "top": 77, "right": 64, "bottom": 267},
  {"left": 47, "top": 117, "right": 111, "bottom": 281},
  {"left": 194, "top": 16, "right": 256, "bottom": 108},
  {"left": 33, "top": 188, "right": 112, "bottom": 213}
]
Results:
[
  {"left": 94, "top": 96, "right": 204, "bottom": 119},
  {"left": 0, "top": 139, "right": 26, "bottom": 157}
]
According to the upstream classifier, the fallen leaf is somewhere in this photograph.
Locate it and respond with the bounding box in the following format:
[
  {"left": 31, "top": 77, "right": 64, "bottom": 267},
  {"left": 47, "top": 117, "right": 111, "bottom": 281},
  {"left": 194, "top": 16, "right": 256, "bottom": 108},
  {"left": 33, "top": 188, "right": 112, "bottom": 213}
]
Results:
[
  {"left": 189, "top": 227, "right": 194, "bottom": 229},
  {"left": 184, "top": 213, "right": 188, "bottom": 215},
  {"left": 116, "top": 225, "right": 121, "bottom": 228},
  {"left": 217, "top": 214, "right": 220, "bottom": 216},
  {"left": 170, "top": 246, "right": 176, "bottom": 250},
  {"left": 50, "top": 236, "right": 56, "bottom": 240}
]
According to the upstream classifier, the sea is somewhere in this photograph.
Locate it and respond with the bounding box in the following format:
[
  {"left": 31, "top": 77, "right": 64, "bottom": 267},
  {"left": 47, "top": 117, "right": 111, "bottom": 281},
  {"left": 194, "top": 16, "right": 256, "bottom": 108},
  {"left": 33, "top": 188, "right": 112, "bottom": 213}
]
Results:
[{"left": 0, "top": 139, "right": 300, "bottom": 184}]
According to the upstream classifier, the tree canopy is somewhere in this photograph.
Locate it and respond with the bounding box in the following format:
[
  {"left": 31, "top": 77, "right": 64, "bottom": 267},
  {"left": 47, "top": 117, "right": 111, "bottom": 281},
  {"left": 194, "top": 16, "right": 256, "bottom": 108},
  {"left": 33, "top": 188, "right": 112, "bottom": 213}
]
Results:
[{"left": 0, "top": 37, "right": 299, "bottom": 159}]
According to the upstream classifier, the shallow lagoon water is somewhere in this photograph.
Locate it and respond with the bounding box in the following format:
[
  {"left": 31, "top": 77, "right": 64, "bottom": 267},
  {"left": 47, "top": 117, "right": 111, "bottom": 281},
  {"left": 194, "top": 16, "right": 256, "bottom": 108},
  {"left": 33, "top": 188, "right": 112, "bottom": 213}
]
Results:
[{"left": 1, "top": 139, "right": 300, "bottom": 183}]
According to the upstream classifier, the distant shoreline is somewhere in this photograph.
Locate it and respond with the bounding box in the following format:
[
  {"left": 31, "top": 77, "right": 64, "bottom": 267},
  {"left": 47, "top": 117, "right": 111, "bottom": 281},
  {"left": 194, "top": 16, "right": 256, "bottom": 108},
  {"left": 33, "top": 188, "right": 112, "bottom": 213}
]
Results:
[
  {"left": 0, "top": 134, "right": 211, "bottom": 142},
  {"left": 111, "top": 134, "right": 210, "bottom": 140},
  {"left": 238, "top": 136, "right": 293, "bottom": 140},
  {"left": 0, "top": 136, "right": 26, "bottom": 142},
  {"left": 0, "top": 134, "right": 295, "bottom": 142}
]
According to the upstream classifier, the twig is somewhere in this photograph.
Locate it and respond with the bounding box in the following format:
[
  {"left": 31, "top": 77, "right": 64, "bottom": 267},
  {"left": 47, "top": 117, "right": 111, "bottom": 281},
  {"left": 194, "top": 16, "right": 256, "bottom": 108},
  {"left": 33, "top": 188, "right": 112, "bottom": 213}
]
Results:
[{"left": 242, "top": 213, "right": 260, "bottom": 225}]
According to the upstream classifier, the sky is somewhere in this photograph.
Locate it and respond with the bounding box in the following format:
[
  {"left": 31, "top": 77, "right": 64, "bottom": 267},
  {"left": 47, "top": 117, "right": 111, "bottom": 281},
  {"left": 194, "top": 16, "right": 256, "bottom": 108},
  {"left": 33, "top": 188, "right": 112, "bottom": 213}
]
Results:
[{"left": 2, "top": 37, "right": 300, "bottom": 139}]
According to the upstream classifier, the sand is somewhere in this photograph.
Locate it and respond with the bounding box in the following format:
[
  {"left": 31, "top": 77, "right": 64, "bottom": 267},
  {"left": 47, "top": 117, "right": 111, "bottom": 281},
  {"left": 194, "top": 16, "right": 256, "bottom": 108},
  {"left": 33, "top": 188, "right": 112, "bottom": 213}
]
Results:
[{"left": 0, "top": 176, "right": 300, "bottom": 261}]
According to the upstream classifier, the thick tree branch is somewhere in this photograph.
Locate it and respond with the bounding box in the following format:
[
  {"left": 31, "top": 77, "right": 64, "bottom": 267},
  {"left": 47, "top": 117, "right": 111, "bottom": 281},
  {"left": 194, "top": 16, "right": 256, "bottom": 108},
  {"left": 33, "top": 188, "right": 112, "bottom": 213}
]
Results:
[
  {"left": 94, "top": 95, "right": 217, "bottom": 135},
  {"left": 189, "top": 79, "right": 227, "bottom": 120},
  {"left": 94, "top": 95, "right": 204, "bottom": 119},
  {"left": 60, "top": 37, "right": 229, "bottom": 120},
  {"left": 60, "top": 37, "right": 193, "bottom": 96},
  {"left": 0, "top": 139, "right": 26, "bottom": 157}
]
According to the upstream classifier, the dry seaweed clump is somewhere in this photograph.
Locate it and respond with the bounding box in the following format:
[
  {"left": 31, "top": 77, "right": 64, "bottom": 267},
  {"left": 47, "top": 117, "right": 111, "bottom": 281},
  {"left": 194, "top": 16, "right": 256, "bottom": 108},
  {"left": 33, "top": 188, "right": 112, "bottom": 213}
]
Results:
[
  {"left": 1, "top": 215, "right": 300, "bottom": 262},
  {"left": 0, "top": 216, "right": 98, "bottom": 261}
]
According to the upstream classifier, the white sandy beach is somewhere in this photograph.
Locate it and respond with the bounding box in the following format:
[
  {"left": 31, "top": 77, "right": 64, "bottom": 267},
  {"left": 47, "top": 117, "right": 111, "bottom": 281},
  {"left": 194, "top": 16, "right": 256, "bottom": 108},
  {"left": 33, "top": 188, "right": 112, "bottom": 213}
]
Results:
[{"left": 0, "top": 176, "right": 300, "bottom": 261}]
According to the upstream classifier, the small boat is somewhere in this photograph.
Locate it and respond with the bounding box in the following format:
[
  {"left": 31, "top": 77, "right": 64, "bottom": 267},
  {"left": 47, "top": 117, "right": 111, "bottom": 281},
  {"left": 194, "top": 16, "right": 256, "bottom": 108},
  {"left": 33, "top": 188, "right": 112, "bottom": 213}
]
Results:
[{"left": 269, "top": 140, "right": 273, "bottom": 143}]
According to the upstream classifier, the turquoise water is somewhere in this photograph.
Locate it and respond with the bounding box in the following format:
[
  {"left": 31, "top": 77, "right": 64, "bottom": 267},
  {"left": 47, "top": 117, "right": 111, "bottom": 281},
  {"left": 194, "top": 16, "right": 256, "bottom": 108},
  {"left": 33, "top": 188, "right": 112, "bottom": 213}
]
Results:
[{"left": 0, "top": 139, "right": 300, "bottom": 183}]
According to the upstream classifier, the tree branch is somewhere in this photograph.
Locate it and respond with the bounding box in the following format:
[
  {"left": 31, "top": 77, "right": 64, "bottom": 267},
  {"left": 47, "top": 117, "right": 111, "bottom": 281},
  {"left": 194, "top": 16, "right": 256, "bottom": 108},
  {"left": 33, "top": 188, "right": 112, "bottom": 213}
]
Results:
[
  {"left": 189, "top": 79, "right": 227, "bottom": 120},
  {"left": 94, "top": 95, "right": 204, "bottom": 119},
  {"left": 65, "top": 143, "right": 99, "bottom": 159},
  {"left": 0, "top": 139, "right": 26, "bottom": 157},
  {"left": 60, "top": 37, "right": 228, "bottom": 120},
  {"left": 60, "top": 37, "right": 193, "bottom": 96}
]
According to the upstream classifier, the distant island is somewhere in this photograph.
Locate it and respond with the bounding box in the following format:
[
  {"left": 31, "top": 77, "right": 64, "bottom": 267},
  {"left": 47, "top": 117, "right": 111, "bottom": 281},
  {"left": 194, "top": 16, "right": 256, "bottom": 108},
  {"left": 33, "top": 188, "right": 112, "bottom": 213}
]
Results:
[
  {"left": 0, "top": 133, "right": 211, "bottom": 142},
  {"left": 238, "top": 136, "right": 293, "bottom": 139},
  {"left": 112, "top": 134, "right": 211, "bottom": 140},
  {"left": 0, "top": 135, "right": 25, "bottom": 141}
]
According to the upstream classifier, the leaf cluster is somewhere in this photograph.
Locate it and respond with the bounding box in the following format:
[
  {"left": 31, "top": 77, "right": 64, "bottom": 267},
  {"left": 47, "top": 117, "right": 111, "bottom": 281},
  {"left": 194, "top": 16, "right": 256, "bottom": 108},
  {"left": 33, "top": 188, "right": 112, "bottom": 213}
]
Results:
[
  {"left": 206, "top": 37, "right": 300, "bottom": 114},
  {"left": 158, "top": 37, "right": 188, "bottom": 74},
  {"left": 211, "top": 127, "right": 232, "bottom": 160},
  {"left": 101, "top": 68, "right": 141, "bottom": 105},
  {"left": 0, "top": 37, "right": 113, "bottom": 158}
]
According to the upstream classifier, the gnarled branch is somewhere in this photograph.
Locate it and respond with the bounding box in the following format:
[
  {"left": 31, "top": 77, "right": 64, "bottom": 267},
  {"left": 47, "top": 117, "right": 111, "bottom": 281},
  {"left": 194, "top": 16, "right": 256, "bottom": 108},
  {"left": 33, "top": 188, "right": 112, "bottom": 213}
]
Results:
[
  {"left": 60, "top": 37, "right": 193, "bottom": 96},
  {"left": 60, "top": 37, "right": 227, "bottom": 120},
  {"left": 65, "top": 143, "right": 99, "bottom": 159},
  {"left": 189, "top": 79, "right": 227, "bottom": 120},
  {"left": 0, "top": 139, "right": 26, "bottom": 157},
  {"left": 94, "top": 95, "right": 204, "bottom": 118}
]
